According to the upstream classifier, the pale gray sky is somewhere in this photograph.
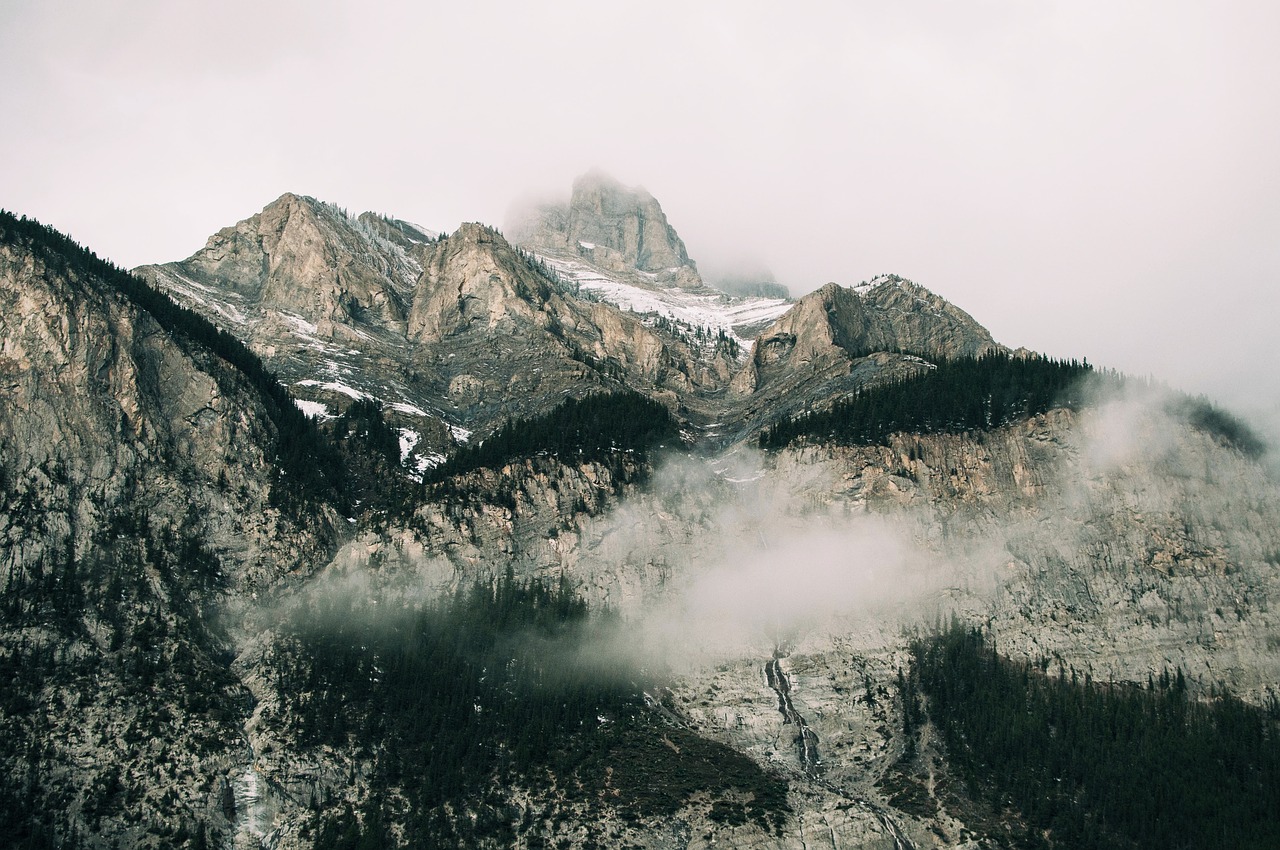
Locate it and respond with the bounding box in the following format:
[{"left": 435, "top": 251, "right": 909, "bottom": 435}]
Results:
[{"left": 3, "top": 1, "right": 1278, "bottom": 425}]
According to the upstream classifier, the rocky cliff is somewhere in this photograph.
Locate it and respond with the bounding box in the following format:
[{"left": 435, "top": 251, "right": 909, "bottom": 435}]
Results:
[
  {"left": 4, "top": 179, "right": 1278, "bottom": 850},
  {"left": 0, "top": 214, "right": 336, "bottom": 849},
  {"left": 509, "top": 170, "right": 700, "bottom": 285},
  {"left": 138, "top": 197, "right": 743, "bottom": 462}
]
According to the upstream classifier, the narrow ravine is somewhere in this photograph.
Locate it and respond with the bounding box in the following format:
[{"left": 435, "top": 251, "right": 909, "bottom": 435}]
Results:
[
  {"left": 762, "top": 650, "right": 918, "bottom": 849},
  {"left": 226, "top": 744, "right": 274, "bottom": 850},
  {"left": 764, "top": 650, "right": 822, "bottom": 778}
]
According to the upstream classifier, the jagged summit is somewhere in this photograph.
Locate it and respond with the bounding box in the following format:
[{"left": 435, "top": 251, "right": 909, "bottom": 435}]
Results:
[
  {"left": 726, "top": 277, "right": 1001, "bottom": 435},
  {"left": 136, "top": 195, "right": 744, "bottom": 463},
  {"left": 138, "top": 187, "right": 1007, "bottom": 452},
  {"left": 508, "top": 170, "right": 701, "bottom": 287},
  {"left": 8, "top": 199, "right": 1280, "bottom": 850}
]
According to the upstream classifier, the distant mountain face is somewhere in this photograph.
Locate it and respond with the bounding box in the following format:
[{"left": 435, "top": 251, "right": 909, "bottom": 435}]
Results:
[
  {"left": 5, "top": 175, "right": 1280, "bottom": 850},
  {"left": 137, "top": 193, "right": 742, "bottom": 463},
  {"left": 509, "top": 170, "right": 700, "bottom": 284},
  {"left": 138, "top": 180, "right": 997, "bottom": 452}
]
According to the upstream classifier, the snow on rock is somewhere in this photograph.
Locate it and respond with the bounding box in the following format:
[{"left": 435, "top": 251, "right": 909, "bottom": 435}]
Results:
[
  {"left": 537, "top": 253, "right": 790, "bottom": 347},
  {"left": 389, "top": 401, "right": 430, "bottom": 418},
  {"left": 294, "top": 399, "right": 331, "bottom": 419},
  {"left": 294, "top": 379, "right": 368, "bottom": 400},
  {"left": 398, "top": 428, "right": 420, "bottom": 464}
]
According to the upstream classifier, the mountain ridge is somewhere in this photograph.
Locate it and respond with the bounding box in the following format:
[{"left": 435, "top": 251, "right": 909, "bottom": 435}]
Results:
[{"left": 4, "top": 177, "right": 1278, "bottom": 849}]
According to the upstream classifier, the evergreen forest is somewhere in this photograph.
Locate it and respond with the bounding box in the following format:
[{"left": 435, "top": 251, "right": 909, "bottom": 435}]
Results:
[
  {"left": 758, "top": 351, "right": 1265, "bottom": 458},
  {"left": 759, "top": 352, "right": 1093, "bottom": 449},
  {"left": 424, "top": 390, "right": 679, "bottom": 485},
  {"left": 278, "top": 572, "right": 790, "bottom": 847},
  {"left": 906, "top": 624, "right": 1280, "bottom": 849}
]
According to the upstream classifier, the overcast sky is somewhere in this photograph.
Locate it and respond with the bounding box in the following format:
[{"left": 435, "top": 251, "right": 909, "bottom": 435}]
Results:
[{"left": 3, "top": 1, "right": 1278, "bottom": 424}]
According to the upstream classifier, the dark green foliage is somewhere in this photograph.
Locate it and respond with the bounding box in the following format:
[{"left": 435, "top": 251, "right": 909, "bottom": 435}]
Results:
[
  {"left": 1165, "top": 395, "right": 1267, "bottom": 458},
  {"left": 912, "top": 624, "right": 1280, "bottom": 849},
  {"left": 0, "top": 506, "right": 247, "bottom": 849},
  {"left": 283, "top": 573, "right": 787, "bottom": 846},
  {"left": 425, "top": 390, "right": 678, "bottom": 484},
  {"left": 645, "top": 315, "right": 741, "bottom": 357},
  {"left": 760, "top": 352, "right": 1093, "bottom": 449},
  {"left": 332, "top": 398, "right": 400, "bottom": 466},
  {"left": 0, "top": 209, "right": 346, "bottom": 514}
]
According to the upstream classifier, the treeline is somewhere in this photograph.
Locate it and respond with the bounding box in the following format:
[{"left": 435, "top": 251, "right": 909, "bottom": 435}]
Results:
[
  {"left": 909, "top": 624, "right": 1280, "bottom": 849},
  {"left": 425, "top": 390, "right": 678, "bottom": 484},
  {"left": 0, "top": 210, "right": 345, "bottom": 514},
  {"left": 1166, "top": 394, "right": 1267, "bottom": 458},
  {"left": 282, "top": 572, "right": 788, "bottom": 847},
  {"left": 760, "top": 352, "right": 1094, "bottom": 449},
  {"left": 331, "top": 398, "right": 400, "bottom": 466}
]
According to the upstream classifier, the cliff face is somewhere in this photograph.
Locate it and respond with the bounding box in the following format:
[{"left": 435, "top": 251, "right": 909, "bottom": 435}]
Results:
[
  {"left": 139, "top": 198, "right": 742, "bottom": 460},
  {"left": 511, "top": 170, "right": 700, "bottom": 283},
  {"left": 221, "top": 388, "right": 1280, "bottom": 850},
  {"left": 8, "top": 182, "right": 1279, "bottom": 849},
  {"left": 733, "top": 277, "right": 998, "bottom": 394},
  {"left": 0, "top": 224, "right": 334, "bottom": 848}
]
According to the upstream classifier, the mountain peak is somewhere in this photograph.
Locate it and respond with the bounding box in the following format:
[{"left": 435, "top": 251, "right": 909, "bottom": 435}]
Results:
[
  {"left": 509, "top": 171, "right": 701, "bottom": 285},
  {"left": 571, "top": 168, "right": 629, "bottom": 194}
]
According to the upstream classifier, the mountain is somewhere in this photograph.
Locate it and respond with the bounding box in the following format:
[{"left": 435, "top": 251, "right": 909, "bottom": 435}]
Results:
[
  {"left": 509, "top": 170, "right": 701, "bottom": 285},
  {"left": 0, "top": 211, "right": 337, "bottom": 848},
  {"left": 4, "top": 176, "right": 1280, "bottom": 850},
  {"left": 137, "top": 193, "right": 742, "bottom": 466}
]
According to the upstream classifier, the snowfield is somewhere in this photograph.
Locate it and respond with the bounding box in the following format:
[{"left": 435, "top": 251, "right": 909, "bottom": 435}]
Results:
[{"left": 537, "top": 254, "right": 791, "bottom": 347}]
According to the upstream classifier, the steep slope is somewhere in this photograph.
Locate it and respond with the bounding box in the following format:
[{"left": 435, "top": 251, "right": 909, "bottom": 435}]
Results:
[
  {"left": 139, "top": 197, "right": 744, "bottom": 464},
  {"left": 723, "top": 275, "right": 1000, "bottom": 443},
  {"left": 510, "top": 170, "right": 701, "bottom": 284},
  {"left": 0, "top": 213, "right": 335, "bottom": 849},
  {"left": 12, "top": 180, "right": 1279, "bottom": 850}
]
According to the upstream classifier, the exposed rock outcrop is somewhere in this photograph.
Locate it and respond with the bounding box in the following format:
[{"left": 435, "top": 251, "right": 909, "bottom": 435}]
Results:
[
  {"left": 0, "top": 220, "right": 335, "bottom": 849},
  {"left": 9, "top": 174, "right": 1275, "bottom": 850},
  {"left": 510, "top": 170, "right": 701, "bottom": 285}
]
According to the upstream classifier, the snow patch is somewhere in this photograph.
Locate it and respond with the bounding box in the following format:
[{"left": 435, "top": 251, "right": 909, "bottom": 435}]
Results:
[
  {"left": 279, "top": 311, "right": 318, "bottom": 337},
  {"left": 398, "top": 428, "right": 420, "bottom": 463},
  {"left": 536, "top": 253, "right": 790, "bottom": 349},
  {"left": 389, "top": 401, "right": 430, "bottom": 417},
  {"left": 294, "top": 379, "right": 368, "bottom": 400},
  {"left": 449, "top": 424, "right": 472, "bottom": 443},
  {"left": 294, "top": 399, "right": 331, "bottom": 419}
]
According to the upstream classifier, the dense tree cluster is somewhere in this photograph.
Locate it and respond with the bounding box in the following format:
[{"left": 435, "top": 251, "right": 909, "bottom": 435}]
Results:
[
  {"left": 1165, "top": 394, "right": 1267, "bottom": 458},
  {"left": 760, "top": 352, "right": 1093, "bottom": 449},
  {"left": 909, "top": 624, "right": 1280, "bottom": 849},
  {"left": 0, "top": 505, "right": 245, "bottom": 850},
  {"left": 0, "top": 210, "right": 346, "bottom": 515},
  {"left": 425, "top": 390, "right": 678, "bottom": 484},
  {"left": 331, "top": 399, "right": 400, "bottom": 467},
  {"left": 281, "top": 572, "right": 788, "bottom": 847}
]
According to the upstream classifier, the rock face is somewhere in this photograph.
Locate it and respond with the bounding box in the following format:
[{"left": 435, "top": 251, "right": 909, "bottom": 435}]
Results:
[
  {"left": 175, "top": 191, "right": 420, "bottom": 328},
  {"left": 139, "top": 197, "right": 740, "bottom": 461},
  {"left": 0, "top": 218, "right": 334, "bottom": 848},
  {"left": 723, "top": 276, "right": 1000, "bottom": 443},
  {"left": 8, "top": 179, "right": 1280, "bottom": 850},
  {"left": 511, "top": 170, "right": 700, "bottom": 284},
  {"left": 737, "top": 277, "right": 998, "bottom": 388}
]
